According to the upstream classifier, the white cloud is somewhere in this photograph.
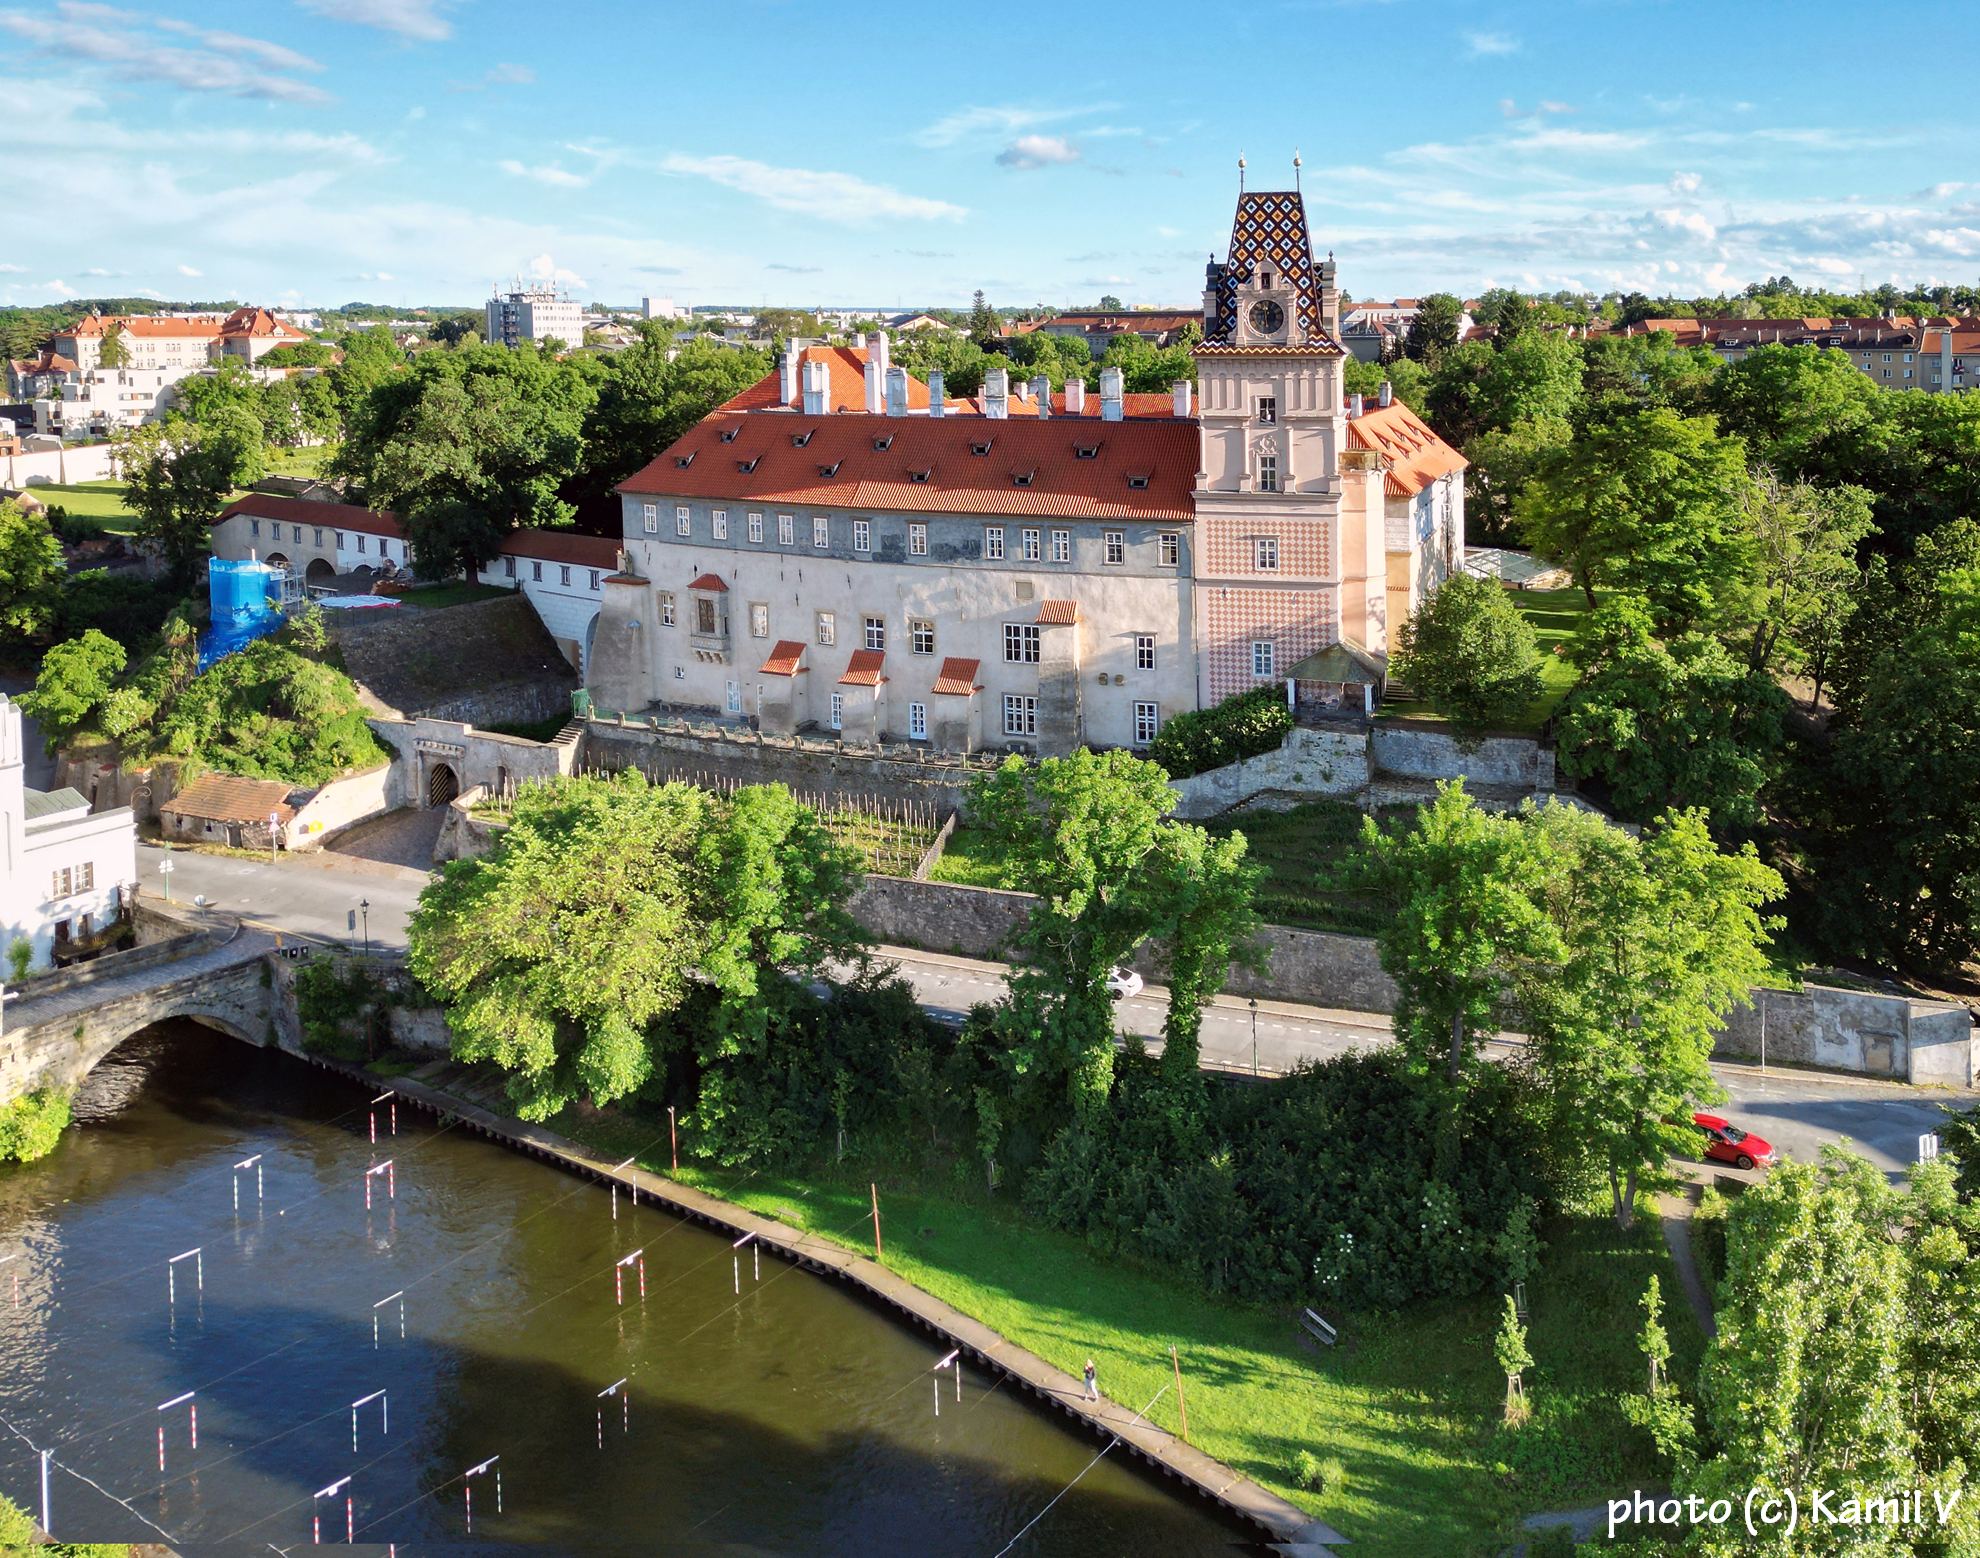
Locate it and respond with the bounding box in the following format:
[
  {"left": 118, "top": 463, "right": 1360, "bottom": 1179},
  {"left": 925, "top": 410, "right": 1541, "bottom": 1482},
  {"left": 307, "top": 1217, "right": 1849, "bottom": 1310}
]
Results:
[
  {"left": 912, "top": 103, "right": 1111, "bottom": 149},
  {"left": 659, "top": 153, "right": 966, "bottom": 223},
  {"left": 0, "top": 262, "right": 24, "bottom": 273},
  {"left": 1669, "top": 170, "right": 1702, "bottom": 194},
  {"left": 526, "top": 253, "right": 585, "bottom": 287},
  {"left": 997, "top": 134, "right": 1080, "bottom": 170},
  {"left": 1465, "top": 30, "right": 1519, "bottom": 56},
  {"left": 451, "top": 61, "right": 535, "bottom": 91},
  {"left": 176, "top": 263, "right": 203, "bottom": 276},
  {"left": 1651, "top": 207, "right": 1717, "bottom": 242},
  {"left": 295, "top": 0, "right": 452, "bottom": 42},
  {"left": 0, "top": 7, "right": 331, "bottom": 104},
  {"left": 153, "top": 16, "right": 322, "bottom": 74},
  {"left": 499, "top": 159, "right": 587, "bottom": 188}
]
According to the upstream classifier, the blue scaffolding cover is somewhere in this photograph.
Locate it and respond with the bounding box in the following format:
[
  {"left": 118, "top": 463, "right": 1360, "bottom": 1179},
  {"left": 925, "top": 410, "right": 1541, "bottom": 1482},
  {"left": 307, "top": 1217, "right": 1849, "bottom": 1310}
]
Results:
[{"left": 198, "top": 558, "right": 284, "bottom": 668}]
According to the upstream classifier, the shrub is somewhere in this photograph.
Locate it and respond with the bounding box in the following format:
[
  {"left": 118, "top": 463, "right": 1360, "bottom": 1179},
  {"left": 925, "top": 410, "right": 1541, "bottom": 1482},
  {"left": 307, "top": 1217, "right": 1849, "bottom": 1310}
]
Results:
[
  {"left": 1292, "top": 1450, "right": 1345, "bottom": 1496},
  {"left": 0, "top": 1088, "right": 73, "bottom": 1163},
  {"left": 1526, "top": 1525, "right": 1577, "bottom": 1557},
  {"left": 1147, "top": 687, "right": 1292, "bottom": 779},
  {"left": 7, "top": 939, "right": 30, "bottom": 984},
  {"left": 1690, "top": 1185, "right": 1730, "bottom": 1294},
  {"left": 1389, "top": 573, "right": 1544, "bottom": 735},
  {"left": 295, "top": 956, "right": 390, "bottom": 1062}
]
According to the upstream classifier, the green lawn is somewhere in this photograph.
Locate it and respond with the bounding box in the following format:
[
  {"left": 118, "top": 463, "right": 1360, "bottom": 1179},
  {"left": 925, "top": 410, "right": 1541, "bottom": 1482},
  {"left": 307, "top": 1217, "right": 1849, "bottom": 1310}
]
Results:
[
  {"left": 923, "top": 825, "right": 1017, "bottom": 888},
  {"left": 554, "top": 1107, "right": 1696, "bottom": 1557},
  {"left": 1205, "top": 800, "right": 1411, "bottom": 936},
  {"left": 263, "top": 444, "right": 340, "bottom": 479},
  {"left": 1381, "top": 585, "right": 1590, "bottom": 733},
  {"left": 33, "top": 480, "right": 137, "bottom": 528}
]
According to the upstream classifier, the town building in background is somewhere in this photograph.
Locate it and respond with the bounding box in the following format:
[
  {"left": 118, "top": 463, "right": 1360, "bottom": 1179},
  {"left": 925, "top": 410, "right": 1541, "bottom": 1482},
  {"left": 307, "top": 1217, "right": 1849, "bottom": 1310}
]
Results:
[
  {"left": 485, "top": 283, "right": 584, "bottom": 348},
  {"left": 1618, "top": 314, "right": 1979, "bottom": 393}
]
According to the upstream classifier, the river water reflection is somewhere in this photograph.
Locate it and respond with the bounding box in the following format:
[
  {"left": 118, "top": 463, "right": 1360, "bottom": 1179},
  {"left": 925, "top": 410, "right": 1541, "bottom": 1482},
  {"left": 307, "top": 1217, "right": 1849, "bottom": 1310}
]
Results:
[{"left": 0, "top": 1023, "right": 1257, "bottom": 1554}]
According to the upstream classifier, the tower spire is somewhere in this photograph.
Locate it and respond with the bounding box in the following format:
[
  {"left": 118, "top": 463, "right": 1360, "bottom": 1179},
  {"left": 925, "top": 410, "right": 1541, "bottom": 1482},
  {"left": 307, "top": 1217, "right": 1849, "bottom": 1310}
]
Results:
[
  {"left": 1293, "top": 149, "right": 1302, "bottom": 192},
  {"left": 1237, "top": 152, "right": 1246, "bottom": 194}
]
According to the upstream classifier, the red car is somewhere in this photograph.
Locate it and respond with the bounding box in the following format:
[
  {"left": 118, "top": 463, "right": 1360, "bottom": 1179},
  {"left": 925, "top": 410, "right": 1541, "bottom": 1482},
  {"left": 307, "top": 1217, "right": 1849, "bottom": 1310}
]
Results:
[{"left": 1693, "top": 1112, "right": 1777, "bottom": 1170}]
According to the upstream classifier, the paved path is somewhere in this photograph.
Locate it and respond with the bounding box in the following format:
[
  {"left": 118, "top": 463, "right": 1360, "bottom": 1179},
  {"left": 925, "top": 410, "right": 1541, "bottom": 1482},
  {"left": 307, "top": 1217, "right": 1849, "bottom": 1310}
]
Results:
[
  {"left": 1656, "top": 1190, "right": 1717, "bottom": 1339},
  {"left": 6, "top": 917, "right": 268, "bottom": 1031}
]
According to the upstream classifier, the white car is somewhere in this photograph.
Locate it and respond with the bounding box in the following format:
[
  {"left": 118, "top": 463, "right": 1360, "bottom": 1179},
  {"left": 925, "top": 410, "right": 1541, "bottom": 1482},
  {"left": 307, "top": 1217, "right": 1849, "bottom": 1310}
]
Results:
[{"left": 1106, "top": 966, "right": 1144, "bottom": 1001}]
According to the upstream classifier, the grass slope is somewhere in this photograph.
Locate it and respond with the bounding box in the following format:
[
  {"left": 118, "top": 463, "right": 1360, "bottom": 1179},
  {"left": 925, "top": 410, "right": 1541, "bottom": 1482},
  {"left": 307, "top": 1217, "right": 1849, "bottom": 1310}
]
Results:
[
  {"left": 557, "top": 1108, "right": 1697, "bottom": 1557},
  {"left": 1381, "top": 585, "right": 1589, "bottom": 733}
]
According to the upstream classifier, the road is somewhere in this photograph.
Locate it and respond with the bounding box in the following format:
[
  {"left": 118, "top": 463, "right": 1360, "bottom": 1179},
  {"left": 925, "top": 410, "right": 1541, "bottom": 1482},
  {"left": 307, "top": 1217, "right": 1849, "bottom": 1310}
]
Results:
[{"left": 140, "top": 839, "right": 1971, "bottom": 1181}]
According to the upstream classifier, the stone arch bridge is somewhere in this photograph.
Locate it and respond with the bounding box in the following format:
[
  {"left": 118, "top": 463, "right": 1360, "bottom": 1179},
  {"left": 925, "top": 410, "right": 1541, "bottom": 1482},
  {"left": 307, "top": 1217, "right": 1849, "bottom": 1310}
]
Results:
[{"left": 0, "top": 923, "right": 293, "bottom": 1104}]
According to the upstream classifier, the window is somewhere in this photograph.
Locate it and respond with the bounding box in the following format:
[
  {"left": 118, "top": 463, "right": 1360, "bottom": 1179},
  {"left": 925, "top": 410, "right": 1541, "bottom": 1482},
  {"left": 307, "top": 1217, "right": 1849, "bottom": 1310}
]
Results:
[
  {"left": 1257, "top": 396, "right": 1277, "bottom": 425},
  {"left": 910, "top": 619, "right": 935, "bottom": 656},
  {"left": 778, "top": 513, "right": 795, "bottom": 545},
  {"left": 713, "top": 509, "right": 729, "bottom": 540},
  {"left": 694, "top": 597, "right": 718, "bottom": 635},
  {"left": 503, "top": 557, "right": 516, "bottom": 579},
  {"left": 1159, "top": 532, "right": 1180, "bottom": 568},
  {"left": 1021, "top": 527, "right": 1041, "bottom": 562},
  {"left": 1883, "top": 353, "right": 1892, "bottom": 363},
  {"left": 1133, "top": 702, "right": 1159, "bottom": 746},
  {"left": 909, "top": 522, "right": 927, "bottom": 556},
  {"left": 1103, "top": 531, "right": 1125, "bottom": 565},
  {"left": 1254, "top": 537, "right": 1280, "bottom": 571},
  {"left": 829, "top": 691, "right": 844, "bottom": 730},
  {"left": 984, "top": 526, "right": 1005, "bottom": 561},
  {"left": 676, "top": 505, "right": 691, "bottom": 537},
  {"left": 864, "top": 615, "right": 885, "bottom": 651},
  {"left": 292, "top": 526, "right": 302, "bottom": 543},
  {"left": 749, "top": 601, "right": 769, "bottom": 638},
  {"left": 1135, "top": 634, "right": 1155, "bottom": 671},
  {"left": 335, "top": 532, "right": 344, "bottom": 550},
  {"left": 812, "top": 515, "right": 829, "bottom": 549},
  {"left": 726, "top": 681, "right": 741, "bottom": 714},
  {"left": 1251, "top": 640, "right": 1276, "bottom": 678},
  {"left": 853, "top": 518, "right": 870, "bottom": 552},
  {"left": 748, "top": 511, "right": 764, "bottom": 544},
  {"left": 588, "top": 570, "right": 601, "bottom": 591},
  {"left": 380, "top": 540, "right": 392, "bottom": 560},
  {"left": 1051, "top": 528, "right": 1070, "bottom": 563},
  {"left": 1258, "top": 455, "right": 1279, "bottom": 493},
  {"left": 1004, "top": 623, "right": 1040, "bottom": 663},
  {"left": 660, "top": 592, "right": 676, "bottom": 627},
  {"left": 908, "top": 701, "right": 928, "bottom": 740},
  {"left": 312, "top": 528, "right": 324, "bottom": 547},
  {"left": 1002, "top": 694, "right": 1038, "bottom": 737},
  {"left": 250, "top": 519, "right": 260, "bottom": 538},
  {"left": 816, "top": 610, "right": 836, "bottom": 646},
  {"left": 559, "top": 565, "right": 572, "bottom": 586},
  {"left": 357, "top": 536, "right": 367, "bottom": 554},
  {"left": 532, "top": 561, "right": 543, "bottom": 582}
]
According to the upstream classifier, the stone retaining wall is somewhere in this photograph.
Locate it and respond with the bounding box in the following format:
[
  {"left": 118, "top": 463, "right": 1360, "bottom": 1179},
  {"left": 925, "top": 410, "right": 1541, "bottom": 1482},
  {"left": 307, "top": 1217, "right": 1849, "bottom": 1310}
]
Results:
[{"left": 581, "top": 722, "right": 979, "bottom": 811}]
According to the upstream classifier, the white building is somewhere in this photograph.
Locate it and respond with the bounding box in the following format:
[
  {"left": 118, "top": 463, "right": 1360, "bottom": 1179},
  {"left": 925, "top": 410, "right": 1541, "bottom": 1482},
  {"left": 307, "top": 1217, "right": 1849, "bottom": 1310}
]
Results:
[
  {"left": 0, "top": 697, "right": 136, "bottom": 973},
  {"left": 485, "top": 286, "right": 585, "bottom": 349},
  {"left": 473, "top": 529, "right": 620, "bottom": 679},
  {"left": 641, "top": 297, "right": 689, "bottom": 321}
]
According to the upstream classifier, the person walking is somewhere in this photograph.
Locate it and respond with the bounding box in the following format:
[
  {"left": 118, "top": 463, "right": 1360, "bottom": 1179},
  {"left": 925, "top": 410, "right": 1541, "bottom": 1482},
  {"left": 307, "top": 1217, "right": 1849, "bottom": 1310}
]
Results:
[{"left": 1082, "top": 1359, "right": 1098, "bottom": 1402}]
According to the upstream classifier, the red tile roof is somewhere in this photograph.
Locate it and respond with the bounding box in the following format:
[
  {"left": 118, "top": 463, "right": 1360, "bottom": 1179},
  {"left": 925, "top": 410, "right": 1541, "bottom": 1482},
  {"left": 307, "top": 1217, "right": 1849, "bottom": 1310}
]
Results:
[
  {"left": 720, "top": 344, "right": 934, "bottom": 414},
  {"left": 761, "top": 640, "right": 806, "bottom": 676},
  {"left": 930, "top": 657, "right": 981, "bottom": 696},
  {"left": 219, "top": 307, "right": 308, "bottom": 340},
  {"left": 687, "top": 572, "right": 727, "bottom": 592},
  {"left": 1035, "top": 599, "right": 1079, "bottom": 625},
  {"left": 163, "top": 773, "right": 299, "bottom": 827},
  {"left": 839, "top": 648, "right": 886, "bottom": 686},
  {"left": 497, "top": 528, "right": 620, "bottom": 567},
  {"left": 216, "top": 494, "right": 402, "bottom": 539},
  {"left": 1346, "top": 400, "right": 1467, "bottom": 497},
  {"left": 621, "top": 411, "right": 1196, "bottom": 521}
]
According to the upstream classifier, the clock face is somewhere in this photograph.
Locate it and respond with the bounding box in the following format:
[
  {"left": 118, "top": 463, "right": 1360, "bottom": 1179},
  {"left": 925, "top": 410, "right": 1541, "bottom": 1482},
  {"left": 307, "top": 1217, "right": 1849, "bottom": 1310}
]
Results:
[{"left": 1248, "top": 299, "right": 1286, "bottom": 336}]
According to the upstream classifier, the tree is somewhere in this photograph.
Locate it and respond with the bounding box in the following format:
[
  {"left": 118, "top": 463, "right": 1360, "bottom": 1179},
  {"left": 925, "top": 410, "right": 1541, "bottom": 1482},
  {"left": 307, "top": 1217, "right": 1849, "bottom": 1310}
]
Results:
[
  {"left": 1147, "top": 825, "right": 1262, "bottom": 1090},
  {"left": 1494, "top": 1294, "right": 1532, "bottom": 1421},
  {"left": 1740, "top": 475, "right": 1875, "bottom": 680},
  {"left": 1708, "top": 343, "right": 1884, "bottom": 492},
  {"left": 1404, "top": 293, "right": 1464, "bottom": 367},
  {"left": 1389, "top": 574, "right": 1544, "bottom": 735},
  {"left": 967, "top": 290, "right": 1000, "bottom": 346},
  {"left": 97, "top": 328, "right": 131, "bottom": 367},
  {"left": 1578, "top": 330, "right": 1719, "bottom": 426},
  {"left": 1519, "top": 803, "right": 1781, "bottom": 1224},
  {"left": 259, "top": 340, "right": 335, "bottom": 369},
  {"left": 1342, "top": 353, "right": 1430, "bottom": 413},
  {"left": 116, "top": 421, "right": 233, "bottom": 586},
  {"left": 19, "top": 630, "right": 126, "bottom": 748},
  {"left": 1334, "top": 782, "right": 1556, "bottom": 1084},
  {"left": 1097, "top": 293, "right": 1123, "bottom": 310},
  {"left": 0, "top": 499, "right": 66, "bottom": 643},
  {"left": 1516, "top": 408, "right": 1758, "bottom": 634},
  {"left": 1555, "top": 598, "right": 1787, "bottom": 828},
  {"left": 1638, "top": 1274, "right": 1670, "bottom": 1393}
]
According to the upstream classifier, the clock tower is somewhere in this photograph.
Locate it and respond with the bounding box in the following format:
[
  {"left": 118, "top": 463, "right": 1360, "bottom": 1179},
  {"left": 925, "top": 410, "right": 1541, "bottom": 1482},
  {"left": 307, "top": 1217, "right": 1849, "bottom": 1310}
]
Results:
[{"left": 1192, "top": 169, "right": 1383, "bottom": 707}]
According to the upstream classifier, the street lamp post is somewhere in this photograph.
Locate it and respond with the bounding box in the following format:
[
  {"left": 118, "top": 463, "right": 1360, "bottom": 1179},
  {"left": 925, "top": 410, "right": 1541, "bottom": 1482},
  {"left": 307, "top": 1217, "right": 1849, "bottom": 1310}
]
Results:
[
  {"left": 360, "top": 899, "right": 370, "bottom": 955},
  {"left": 1249, "top": 998, "right": 1259, "bottom": 1077},
  {"left": 267, "top": 810, "right": 281, "bottom": 868},
  {"left": 158, "top": 857, "right": 174, "bottom": 904}
]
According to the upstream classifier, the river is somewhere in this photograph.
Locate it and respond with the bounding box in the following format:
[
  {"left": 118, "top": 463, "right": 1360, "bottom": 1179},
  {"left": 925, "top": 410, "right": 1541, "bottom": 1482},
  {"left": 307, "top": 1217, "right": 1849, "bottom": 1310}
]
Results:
[{"left": 0, "top": 1022, "right": 1258, "bottom": 1554}]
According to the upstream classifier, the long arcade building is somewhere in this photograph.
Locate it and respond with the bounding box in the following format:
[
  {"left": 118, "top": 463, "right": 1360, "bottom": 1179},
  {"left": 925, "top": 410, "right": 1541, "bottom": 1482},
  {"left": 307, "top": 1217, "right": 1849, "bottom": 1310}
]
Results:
[{"left": 598, "top": 187, "right": 1466, "bottom": 756}]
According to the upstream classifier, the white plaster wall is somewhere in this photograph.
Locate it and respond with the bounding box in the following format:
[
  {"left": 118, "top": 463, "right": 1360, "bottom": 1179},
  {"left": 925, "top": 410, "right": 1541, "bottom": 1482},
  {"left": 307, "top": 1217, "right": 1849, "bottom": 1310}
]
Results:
[
  {"left": 0, "top": 442, "right": 117, "bottom": 487},
  {"left": 286, "top": 764, "right": 393, "bottom": 849},
  {"left": 9, "top": 808, "right": 138, "bottom": 971}
]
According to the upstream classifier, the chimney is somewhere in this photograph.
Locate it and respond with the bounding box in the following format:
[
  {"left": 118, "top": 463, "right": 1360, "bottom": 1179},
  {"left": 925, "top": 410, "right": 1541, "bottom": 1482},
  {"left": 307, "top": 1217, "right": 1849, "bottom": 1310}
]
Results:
[
  {"left": 1100, "top": 366, "right": 1124, "bottom": 422},
  {"left": 1031, "top": 374, "right": 1051, "bottom": 415},
  {"left": 864, "top": 358, "right": 882, "bottom": 414},
  {"left": 927, "top": 368, "right": 945, "bottom": 415},
  {"left": 873, "top": 329, "right": 890, "bottom": 379},
  {"left": 779, "top": 347, "right": 799, "bottom": 406},
  {"left": 1172, "top": 379, "right": 1193, "bottom": 418},
  {"left": 985, "top": 365, "right": 1009, "bottom": 420},
  {"left": 1065, "top": 378, "right": 1086, "bottom": 414},
  {"left": 852, "top": 331, "right": 866, "bottom": 350},
  {"left": 801, "top": 359, "right": 828, "bottom": 415},
  {"left": 1013, "top": 376, "right": 1031, "bottom": 403},
  {"left": 1348, "top": 392, "right": 1364, "bottom": 418},
  {"left": 1378, "top": 379, "right": 1393, "bottom": 408},
  {"left": 885, "top": 364, "right": 909, "bottom": 416}
]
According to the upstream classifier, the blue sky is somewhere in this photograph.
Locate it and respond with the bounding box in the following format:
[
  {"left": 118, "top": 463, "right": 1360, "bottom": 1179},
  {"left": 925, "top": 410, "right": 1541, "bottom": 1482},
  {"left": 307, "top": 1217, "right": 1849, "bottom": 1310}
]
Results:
[{"left": 5, "top": 0, "right": 1979, "bottom": 312}]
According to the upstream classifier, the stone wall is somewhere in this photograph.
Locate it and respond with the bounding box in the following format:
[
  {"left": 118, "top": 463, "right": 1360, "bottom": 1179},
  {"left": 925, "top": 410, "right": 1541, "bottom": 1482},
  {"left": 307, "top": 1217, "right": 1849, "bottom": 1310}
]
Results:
[
  {"left": 1368, "top": 723, "right": 1555, "bottom": 790},
  {"left": 368, "top": 716, "right": 576, "bottom": 809},
  {"left": 849, "top": 875, "right": 1031, "bottom": 959},
  {"left": 1168, "top": 725, "right": 1369, "bottom": 819},
  {"left": 330, "top": 595, "right": 578, "bottom": 725},
  {"left": 433, "top": 787, "right": 508, "bottom": 863},
  {"left": 580, "top": 720, "right": 984, "bottom": 812},
  {"left": 1715, "top": 985, "right": 1975, "bottom": 1086}
]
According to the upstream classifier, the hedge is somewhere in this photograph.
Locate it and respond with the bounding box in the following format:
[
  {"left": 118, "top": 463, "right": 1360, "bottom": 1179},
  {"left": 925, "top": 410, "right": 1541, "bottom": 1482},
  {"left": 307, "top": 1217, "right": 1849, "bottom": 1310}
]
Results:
[{"left": 1148, "top": 686, "right": 1293, "bottom": 779}]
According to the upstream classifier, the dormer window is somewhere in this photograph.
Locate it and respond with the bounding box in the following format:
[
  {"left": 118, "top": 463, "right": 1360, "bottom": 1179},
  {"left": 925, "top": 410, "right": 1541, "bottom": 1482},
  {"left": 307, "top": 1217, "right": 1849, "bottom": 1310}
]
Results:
[
  {"left": 969, "top": 438, "right": 993, "bottom": 456},
  {"left": 909, "top": 468, "right": 931, "bottom": 483},
  {"left": 872, "top": 434, "right": 893, "bottom": 451},
  {"left": 792, "top": 428, "right": 814, "bottom": 448},
  {"left": 738, "top": 457, "right": 760, "bottom": 473},
  {"left": 818, "top": 461, "right": 842, "bottom": 477},
  {"left": 1073, "top": 443, "right": 1100, "bottom": 459},
  {"left": 674, "top": 452, "right": 695, "bottom": 468},
  {"left": 1126, "top": 473, "right": 1151, "bottom": 490},
  {"left": 1012, "top": 470, "right": 1035, "bottom": 487},
  {"left": 719, "top": 427, "right": 740, "bottom": 443}
]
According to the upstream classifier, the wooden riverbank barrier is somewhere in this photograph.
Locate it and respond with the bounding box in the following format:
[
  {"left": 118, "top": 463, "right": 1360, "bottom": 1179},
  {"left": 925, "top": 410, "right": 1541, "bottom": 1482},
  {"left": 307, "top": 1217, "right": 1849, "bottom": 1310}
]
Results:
[{"left": 295, "top": 1052, "right": 1349, "bottom": 1553}]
